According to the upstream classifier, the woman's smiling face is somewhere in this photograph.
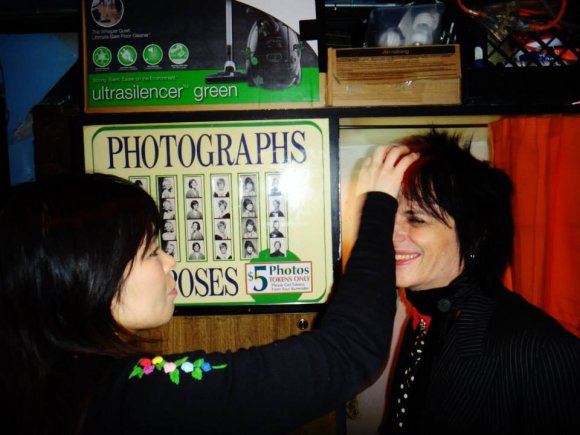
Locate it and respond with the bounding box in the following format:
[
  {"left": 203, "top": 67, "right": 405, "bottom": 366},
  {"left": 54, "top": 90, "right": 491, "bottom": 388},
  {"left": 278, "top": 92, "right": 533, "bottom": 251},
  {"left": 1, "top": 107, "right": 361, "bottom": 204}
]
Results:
[{"left": 393, "top": 196, "right": 463, "bottom": 291}]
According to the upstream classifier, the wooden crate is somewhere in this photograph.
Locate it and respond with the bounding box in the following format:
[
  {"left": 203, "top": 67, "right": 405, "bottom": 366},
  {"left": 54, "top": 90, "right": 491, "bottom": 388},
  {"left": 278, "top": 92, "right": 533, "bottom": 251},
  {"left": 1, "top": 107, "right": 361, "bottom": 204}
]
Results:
[{"left": 327, "top": 45, "right": 461, "bottom": 106}]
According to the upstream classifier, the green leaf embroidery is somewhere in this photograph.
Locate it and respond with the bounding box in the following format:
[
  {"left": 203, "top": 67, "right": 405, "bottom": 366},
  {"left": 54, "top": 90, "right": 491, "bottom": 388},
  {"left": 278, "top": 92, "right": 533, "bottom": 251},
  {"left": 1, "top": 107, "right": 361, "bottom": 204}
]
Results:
[
  {"left": 129, "top": 366, "right": 143, "bottom": 379},
  {"left": 169, "top": 370, "right": 180, "bottom": 385},
  {"left": 175, "top": 356, "right": 189, "bottom": 366}
]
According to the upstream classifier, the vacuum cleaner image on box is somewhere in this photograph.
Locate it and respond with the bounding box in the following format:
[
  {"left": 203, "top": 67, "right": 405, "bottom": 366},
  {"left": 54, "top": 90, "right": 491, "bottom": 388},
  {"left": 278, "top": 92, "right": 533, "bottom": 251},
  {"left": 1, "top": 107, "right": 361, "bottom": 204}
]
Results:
[{"left": 206, "top": 0, "right": 304, "bottom": 90}]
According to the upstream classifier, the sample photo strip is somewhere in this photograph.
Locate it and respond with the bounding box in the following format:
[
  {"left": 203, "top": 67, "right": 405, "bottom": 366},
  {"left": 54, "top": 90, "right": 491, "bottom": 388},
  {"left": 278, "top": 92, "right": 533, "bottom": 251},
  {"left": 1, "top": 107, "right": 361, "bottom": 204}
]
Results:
[
  {"left": 161, "top": 198, "right": 176, "bottom": 220},
  {"left": 129, "top": 176, "right": 150, "bottom": 193},
  {"left": 161, "top": 219, "right": 177, "bottom": 241},
  {"left": 157, "top": 176, "right": 179, "bottom": 256},
  {"left": 268, "top": 197, "right": 285, "bottom": 218},
  {"left": 239, "top": 174, "right": 260, "bottom": 260},
  {"left": 183, "top": 175, "right": 206, "bottom": 262},
  {"left": 269, "top": 239, "right": 286, "bottom": 258},
  {"left": 162, "top": 240, "right": 178, "bottom": 261},
  {"left": 188, "top": 219, "right": 205, "bottom": 241},
  {"left": 159, "top": 176, "right": 176, "bottom": 199},
  {"left": 269, "top": 218, "right": 285, "bottom": 239},
  {"left": 268, "top": 174, "right": 282, "bottom": 197},
  {"left": 215, "top": 240, "right": 233, "bottom": 260},
  {"left": 214, "top": 219, "right": 231, "bottom": 240},
  {"left": 214, "top": 198, "right": 232, "bottom": 219},
  {"left": 212, "top": 175, "right": 231, "bottom": 198},
  {"left": 268, "top": 218, "right": 286, "bottom": 258},
  {"left": 267, "top": 173, "right": 288, "bottom": 258},
  {"left": 242, "top": 217, "right": 258, "bottom": 239},
  {"left": 185, "top": 176, "right": 202, "bottom": 198},
  {"left": 188, "top": 241, "right": 206, "bottom": 261},
  {"left": 242, "top": 239, "right": 259, "bottom": 259},
  {"left": 186, "top": 198, "right": 203, "bottom": 219},
  {"left": 241, "top": 197, "right": 257, "bottom": 218},
  {"left": 239, "top": 175, "right": 257, "bottom": 197}
]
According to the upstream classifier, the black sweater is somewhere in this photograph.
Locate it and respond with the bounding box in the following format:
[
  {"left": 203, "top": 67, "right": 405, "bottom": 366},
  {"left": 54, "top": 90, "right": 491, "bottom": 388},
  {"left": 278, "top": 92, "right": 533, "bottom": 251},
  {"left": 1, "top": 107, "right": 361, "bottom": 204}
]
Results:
[{"left": 83, "top": 192, "right": 398, "bottom": 434}]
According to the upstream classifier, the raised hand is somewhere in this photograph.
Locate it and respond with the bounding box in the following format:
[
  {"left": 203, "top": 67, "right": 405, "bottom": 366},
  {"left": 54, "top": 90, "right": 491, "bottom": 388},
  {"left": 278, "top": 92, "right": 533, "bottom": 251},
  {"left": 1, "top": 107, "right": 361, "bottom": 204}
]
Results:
[{"left": 359, "top": 145, "right": 419, "bottom": 199}]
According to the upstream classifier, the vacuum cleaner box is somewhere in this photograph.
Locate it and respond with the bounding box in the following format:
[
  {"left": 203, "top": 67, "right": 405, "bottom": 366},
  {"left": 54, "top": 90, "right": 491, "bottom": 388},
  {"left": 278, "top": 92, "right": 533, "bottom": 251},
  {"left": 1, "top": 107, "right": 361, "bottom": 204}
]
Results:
[
  {"left": 82, "top": 0, "right": 324, "bottom": 113},
  {"left": 327, "top": 45, "right": 461, "bottom": 106}
]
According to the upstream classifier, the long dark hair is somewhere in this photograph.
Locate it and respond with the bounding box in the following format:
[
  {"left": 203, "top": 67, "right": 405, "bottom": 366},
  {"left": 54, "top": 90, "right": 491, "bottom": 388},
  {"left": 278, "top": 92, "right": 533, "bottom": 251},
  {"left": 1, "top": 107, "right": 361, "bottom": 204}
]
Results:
[
  {"left": 0, "top": 173, "right": 162, "bottom": 430},
  {"left": 400, "top": 129, "right": 514, "bottom": 288}
]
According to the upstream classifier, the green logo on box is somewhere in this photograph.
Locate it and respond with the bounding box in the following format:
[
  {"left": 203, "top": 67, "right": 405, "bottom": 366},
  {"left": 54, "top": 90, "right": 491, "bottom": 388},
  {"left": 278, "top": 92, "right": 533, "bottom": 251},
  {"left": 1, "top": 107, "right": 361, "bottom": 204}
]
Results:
[
  {"left": 93, "top": 47, "right": 112, "bottom": 68},
  {"left": 169, "top": 43, "right": 189, "bottom": 65},
  {"left": 143, "top": 44, "right": 163, "bottom": 66},
  {"left": 118, "top": 45, "right": 137, "bottom": 67}
]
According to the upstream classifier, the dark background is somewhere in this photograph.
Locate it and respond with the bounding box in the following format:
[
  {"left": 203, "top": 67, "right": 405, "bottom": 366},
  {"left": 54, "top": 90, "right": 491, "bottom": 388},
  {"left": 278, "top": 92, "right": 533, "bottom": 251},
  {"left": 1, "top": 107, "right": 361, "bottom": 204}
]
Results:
[{"left": 1, "top": 0, "right": 579, "bottom": 189}]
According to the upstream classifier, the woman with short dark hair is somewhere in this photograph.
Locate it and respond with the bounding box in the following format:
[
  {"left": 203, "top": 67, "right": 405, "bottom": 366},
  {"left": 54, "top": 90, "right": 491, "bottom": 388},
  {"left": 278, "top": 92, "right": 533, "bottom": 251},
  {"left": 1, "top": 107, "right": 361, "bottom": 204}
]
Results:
[{"left": 382, "top": 130, "right": 579, "bottom": 433}]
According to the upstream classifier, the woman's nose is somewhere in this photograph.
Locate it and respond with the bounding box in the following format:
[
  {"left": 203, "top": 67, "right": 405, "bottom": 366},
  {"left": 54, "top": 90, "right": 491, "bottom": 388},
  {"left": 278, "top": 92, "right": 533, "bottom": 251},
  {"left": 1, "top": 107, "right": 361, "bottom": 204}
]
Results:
[
  {"left": 162, "top": 250, "right": 177, "bottom": 271},
  {"left": 392, "top": 219, "right": 407, "bottom": 243}
]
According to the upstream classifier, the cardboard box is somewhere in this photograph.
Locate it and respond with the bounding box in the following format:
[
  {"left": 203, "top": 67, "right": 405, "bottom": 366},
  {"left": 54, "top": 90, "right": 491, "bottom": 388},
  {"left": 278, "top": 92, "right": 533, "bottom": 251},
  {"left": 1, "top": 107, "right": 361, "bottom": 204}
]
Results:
[
  {"left": 327, "top": 45, "right": 461, "bottom": 106},
  {"left": 82, "top": 0, "right": 323, "bottom": 113}
]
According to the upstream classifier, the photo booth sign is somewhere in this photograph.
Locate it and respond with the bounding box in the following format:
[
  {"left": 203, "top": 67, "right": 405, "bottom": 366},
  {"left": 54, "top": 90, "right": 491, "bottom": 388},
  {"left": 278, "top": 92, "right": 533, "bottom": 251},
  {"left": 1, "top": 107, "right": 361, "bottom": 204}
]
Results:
[{"left": 83, "top": 118, "right": 335, "bottom": 309}]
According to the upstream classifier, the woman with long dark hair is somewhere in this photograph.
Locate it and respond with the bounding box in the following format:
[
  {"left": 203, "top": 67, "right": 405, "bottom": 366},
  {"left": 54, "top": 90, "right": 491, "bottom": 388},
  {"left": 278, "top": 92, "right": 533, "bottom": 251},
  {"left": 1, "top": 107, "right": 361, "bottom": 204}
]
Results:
[{"left": 0, "top": 145, "right": 416, "bottom": 434}]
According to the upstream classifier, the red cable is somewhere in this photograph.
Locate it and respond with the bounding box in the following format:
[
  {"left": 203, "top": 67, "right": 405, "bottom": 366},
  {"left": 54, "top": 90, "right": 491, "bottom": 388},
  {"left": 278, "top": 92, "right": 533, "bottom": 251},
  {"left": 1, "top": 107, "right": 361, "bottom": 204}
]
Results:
[
  {"left": 456, "top": 0, "right": 567, "bottom": 32},
  {"left": 456, "top": 0, "right": 488, "bottom": 18},
  {"left": 528, "top": 0, "right": 567, "bottom": 31}
]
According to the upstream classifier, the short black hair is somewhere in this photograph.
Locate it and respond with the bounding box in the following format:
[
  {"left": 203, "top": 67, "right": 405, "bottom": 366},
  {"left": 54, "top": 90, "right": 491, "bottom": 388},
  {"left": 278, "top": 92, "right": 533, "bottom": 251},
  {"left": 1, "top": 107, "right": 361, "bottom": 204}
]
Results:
[{"left": 401, "top": 129, "right": 514, "bottom": 287}]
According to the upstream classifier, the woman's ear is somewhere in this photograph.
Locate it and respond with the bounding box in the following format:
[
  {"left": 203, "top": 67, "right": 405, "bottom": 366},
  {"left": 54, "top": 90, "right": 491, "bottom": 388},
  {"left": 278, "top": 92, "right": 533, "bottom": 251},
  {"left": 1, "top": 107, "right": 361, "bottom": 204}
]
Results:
[{"left": 465, "top": 229, "right": 487, "bottom": 263}]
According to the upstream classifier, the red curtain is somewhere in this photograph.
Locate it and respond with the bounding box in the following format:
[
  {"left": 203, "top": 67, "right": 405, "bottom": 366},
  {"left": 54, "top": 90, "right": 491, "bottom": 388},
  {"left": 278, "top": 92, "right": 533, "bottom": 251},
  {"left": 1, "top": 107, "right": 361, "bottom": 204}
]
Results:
[{"left": 490, "top": 115, "right": 580, "bottom": 337}]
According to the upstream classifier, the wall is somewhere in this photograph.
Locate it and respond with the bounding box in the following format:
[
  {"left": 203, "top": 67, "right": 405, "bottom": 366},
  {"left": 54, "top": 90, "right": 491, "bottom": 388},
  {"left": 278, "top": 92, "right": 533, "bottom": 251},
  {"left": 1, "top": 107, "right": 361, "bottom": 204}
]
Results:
[{"left": 0, "top": 33, "right": 78, "bottom": 184}]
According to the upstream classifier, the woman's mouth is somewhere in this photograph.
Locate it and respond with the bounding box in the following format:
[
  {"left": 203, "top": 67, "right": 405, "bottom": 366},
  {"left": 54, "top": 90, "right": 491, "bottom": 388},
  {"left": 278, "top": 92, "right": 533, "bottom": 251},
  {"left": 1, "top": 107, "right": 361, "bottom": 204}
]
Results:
[{"left": 395, "top": 252, "right": 419, "bottom": 265}]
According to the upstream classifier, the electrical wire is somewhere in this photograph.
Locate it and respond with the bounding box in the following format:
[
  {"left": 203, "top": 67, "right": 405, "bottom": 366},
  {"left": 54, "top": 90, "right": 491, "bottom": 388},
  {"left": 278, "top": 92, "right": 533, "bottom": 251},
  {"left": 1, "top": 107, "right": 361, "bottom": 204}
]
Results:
[
  {"left": 455, "top": 0, "right": 568, "bottom": 31},
  {"left": 456, "top": 0, "right": 488, "bottom": 17},
  {"left": 528, "top": 0, "right": 566, "bottom": 31}
]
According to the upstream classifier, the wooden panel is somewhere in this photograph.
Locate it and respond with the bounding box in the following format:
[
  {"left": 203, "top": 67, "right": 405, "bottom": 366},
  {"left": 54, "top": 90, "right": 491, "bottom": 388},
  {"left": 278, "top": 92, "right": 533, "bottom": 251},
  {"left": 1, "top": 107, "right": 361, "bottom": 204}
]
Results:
[{"left": 149, "top": 313, "right": 336, "bottom": 434}]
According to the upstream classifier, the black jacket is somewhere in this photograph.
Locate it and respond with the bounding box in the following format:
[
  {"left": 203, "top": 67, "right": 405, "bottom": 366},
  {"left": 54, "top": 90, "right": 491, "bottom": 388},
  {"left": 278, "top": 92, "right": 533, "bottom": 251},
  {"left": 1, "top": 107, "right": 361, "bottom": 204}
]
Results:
[{"left": 386, "top": 281, "right": 580, "bottom": 434}]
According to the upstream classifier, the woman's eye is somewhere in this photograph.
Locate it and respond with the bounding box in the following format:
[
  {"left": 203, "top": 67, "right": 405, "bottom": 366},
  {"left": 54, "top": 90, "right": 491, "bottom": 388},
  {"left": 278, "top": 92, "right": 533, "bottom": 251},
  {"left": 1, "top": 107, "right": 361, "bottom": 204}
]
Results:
[
  {"left": 149, "top": 248, "right": 160, "bottom": 257},
  {"left": 408, "top": 217, "right": 425, "bottom": 224}
]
